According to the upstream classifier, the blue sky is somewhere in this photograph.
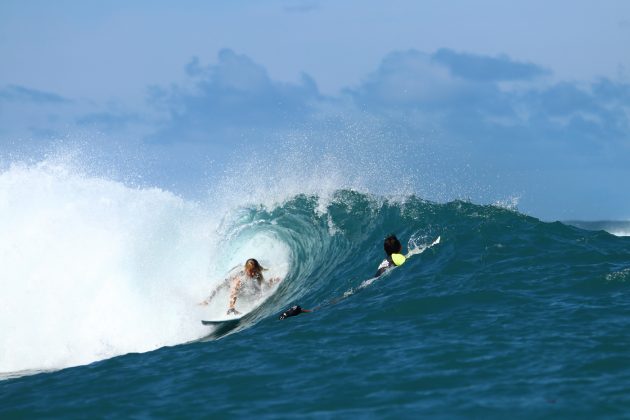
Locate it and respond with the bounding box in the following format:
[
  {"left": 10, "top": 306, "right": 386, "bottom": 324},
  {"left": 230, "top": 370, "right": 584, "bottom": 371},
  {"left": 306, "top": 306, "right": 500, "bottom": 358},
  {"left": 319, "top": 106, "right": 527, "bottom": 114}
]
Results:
[{"left": 1, "top": 0, "right": 629, "bottom": 220}]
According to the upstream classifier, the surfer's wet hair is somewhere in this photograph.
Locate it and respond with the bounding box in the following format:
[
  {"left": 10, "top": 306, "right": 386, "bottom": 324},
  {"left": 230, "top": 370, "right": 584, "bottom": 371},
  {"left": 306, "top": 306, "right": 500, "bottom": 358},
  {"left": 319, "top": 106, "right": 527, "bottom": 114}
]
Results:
[
  {"left": 245, "top": 258, "right": 264, "bottom": 273},
  {"left": 383, "top": 235, "right": 402, "bottom": 256}
]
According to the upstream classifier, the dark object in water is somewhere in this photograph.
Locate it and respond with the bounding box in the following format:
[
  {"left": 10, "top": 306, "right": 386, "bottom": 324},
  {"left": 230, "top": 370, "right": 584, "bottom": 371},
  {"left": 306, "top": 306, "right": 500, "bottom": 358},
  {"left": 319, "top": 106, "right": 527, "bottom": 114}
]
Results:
[{"left": 279, "top": 305, "right": 310, "bottom": 320}]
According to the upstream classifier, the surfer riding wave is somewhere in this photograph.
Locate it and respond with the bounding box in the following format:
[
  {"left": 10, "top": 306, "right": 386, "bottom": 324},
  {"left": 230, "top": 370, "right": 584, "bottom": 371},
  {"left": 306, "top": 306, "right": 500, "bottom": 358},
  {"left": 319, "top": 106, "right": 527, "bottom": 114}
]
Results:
[{"left": 200, "top": 258, "right": 281, "bottom": 315}]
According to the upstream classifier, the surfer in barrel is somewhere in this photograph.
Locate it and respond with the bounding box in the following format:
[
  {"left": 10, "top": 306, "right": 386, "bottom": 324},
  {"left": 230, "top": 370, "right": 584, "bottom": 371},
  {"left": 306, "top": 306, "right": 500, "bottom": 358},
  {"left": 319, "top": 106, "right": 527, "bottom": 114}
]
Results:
[{"left": 200, "top": 258, "right": 280, "bottom": 315}]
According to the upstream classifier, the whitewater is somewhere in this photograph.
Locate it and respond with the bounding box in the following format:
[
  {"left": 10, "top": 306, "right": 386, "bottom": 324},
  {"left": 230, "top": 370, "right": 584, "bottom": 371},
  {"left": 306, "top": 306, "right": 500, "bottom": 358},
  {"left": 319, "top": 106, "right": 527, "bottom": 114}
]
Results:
[{"left": 0, "top": 160, "right": 294, "bottom": 374}]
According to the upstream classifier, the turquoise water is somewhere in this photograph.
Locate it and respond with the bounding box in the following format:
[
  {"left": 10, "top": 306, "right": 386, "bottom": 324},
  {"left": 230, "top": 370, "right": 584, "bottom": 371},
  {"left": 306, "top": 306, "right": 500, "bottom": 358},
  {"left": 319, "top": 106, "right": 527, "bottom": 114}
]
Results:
[{"left": 2, "top": 190, "right": 630, "bottom": 417}]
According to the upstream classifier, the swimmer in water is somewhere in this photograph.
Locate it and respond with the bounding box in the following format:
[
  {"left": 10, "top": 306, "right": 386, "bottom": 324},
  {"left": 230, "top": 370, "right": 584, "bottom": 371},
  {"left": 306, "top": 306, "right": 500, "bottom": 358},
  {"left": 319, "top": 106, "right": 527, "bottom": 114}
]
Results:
[
  {"left": 199, "top": 258, "right": 280, "bottom": 315},
  {"left": 374, "top": 234, "right": 406, "bottom": 277}
]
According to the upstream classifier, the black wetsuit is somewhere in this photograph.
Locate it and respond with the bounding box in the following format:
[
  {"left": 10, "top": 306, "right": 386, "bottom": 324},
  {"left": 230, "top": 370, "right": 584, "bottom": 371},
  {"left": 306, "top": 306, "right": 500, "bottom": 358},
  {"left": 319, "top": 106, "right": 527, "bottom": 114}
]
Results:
[{"left": 279, "top": 305, "right": 304, "bottom": 320}]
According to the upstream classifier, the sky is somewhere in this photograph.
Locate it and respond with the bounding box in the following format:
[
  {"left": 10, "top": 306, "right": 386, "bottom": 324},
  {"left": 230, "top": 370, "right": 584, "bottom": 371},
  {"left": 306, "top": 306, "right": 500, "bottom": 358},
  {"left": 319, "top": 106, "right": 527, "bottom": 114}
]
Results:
[{"left": 1, "top": 0, "right": 629, "bottom": 220}]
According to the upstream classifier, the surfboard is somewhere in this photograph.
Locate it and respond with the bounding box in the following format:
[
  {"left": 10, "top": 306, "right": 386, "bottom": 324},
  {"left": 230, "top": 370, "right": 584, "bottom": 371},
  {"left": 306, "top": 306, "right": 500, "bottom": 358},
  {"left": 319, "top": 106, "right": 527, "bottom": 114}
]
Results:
[
  {"left": 200, "top": 315, "right": 247, "bottom": 340},
  {"left": 201, "top": 317, "right": 241, "bottom": 327}
]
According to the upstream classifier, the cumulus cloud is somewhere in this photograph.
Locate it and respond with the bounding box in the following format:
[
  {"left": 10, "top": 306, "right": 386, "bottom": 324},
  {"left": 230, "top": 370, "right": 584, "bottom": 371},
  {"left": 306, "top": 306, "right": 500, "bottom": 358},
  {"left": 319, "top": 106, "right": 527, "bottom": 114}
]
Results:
[
  {"left": 346, "top": 49, "right": 521, "bottom": 130},
  {"left": 432, "top": 48, "right": 550, "bottom": 82},
  {"left": 3, "top": 48, "right": 629, "bottom": 218},
  {"left": 523, "top": 79, "right": 630, "bottom": 146},
  {"left": 148, "top": 49, "right": 321, "bottom": 143},
  {"left": 5, "top": 48, "right": 629, "bottom": 158},
  {"left": 0, "top": 85, "right": 75, "bottom": 141},
  {"left": 0, "top": 84, "right": 148, "bottom": 143},
  {"left": 348, "top": 50, "right": 465, "bottom": 109},
  {"left": 347, "top": 49, "right": 629, "bottom": 143},
  {"left": 0, "top": 85, "right": 70, "bottom": 104}
]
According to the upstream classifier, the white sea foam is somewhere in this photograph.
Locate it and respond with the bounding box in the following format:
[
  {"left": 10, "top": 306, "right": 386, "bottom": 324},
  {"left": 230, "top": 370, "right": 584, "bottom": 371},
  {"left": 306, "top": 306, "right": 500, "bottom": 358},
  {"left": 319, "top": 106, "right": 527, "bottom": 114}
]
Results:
[{"left": 0, "top": 161, "right": 290, "bottom": 374}]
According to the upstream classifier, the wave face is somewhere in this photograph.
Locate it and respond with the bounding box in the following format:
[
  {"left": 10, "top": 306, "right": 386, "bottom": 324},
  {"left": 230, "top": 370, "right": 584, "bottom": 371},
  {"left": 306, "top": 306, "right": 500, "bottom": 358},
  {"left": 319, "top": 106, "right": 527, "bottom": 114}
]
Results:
[{"left": 2, "top": 162, "right": 630, "bottom": 416}]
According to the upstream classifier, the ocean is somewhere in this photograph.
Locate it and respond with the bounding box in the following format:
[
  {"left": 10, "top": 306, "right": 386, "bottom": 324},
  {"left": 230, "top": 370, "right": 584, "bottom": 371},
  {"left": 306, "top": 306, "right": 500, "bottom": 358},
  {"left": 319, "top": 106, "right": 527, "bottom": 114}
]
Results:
[{"left": 1, "top": 162, "right": 630, "bottom": 418}]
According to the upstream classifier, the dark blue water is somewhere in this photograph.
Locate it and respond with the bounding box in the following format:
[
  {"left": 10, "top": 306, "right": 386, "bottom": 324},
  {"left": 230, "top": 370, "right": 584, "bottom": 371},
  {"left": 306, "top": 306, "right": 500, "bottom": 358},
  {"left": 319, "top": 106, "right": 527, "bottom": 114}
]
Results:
[{"left": 2, "top": 191, "right": 630, "bottom": 418}]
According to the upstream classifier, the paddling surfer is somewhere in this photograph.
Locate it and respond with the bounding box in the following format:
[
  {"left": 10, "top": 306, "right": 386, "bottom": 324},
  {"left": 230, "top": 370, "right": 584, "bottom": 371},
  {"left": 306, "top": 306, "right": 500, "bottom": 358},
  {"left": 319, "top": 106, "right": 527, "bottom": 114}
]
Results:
[
  {"left": 279, "top": 234, "right": 408, "bottom": 319},
  {"left": 374, "top": 234, "right": 407, "bottom": 277}
]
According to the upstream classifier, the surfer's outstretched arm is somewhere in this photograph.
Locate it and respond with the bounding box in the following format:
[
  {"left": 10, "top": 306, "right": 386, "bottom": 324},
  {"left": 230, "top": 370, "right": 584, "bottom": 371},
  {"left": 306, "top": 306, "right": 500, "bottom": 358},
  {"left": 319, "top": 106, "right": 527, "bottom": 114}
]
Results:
[
  {"left": 198, "top": 280, "right": 228, "bottom": 305},
  {"left": 198, "top": 289, "right": 218, "bottom": 305}
]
